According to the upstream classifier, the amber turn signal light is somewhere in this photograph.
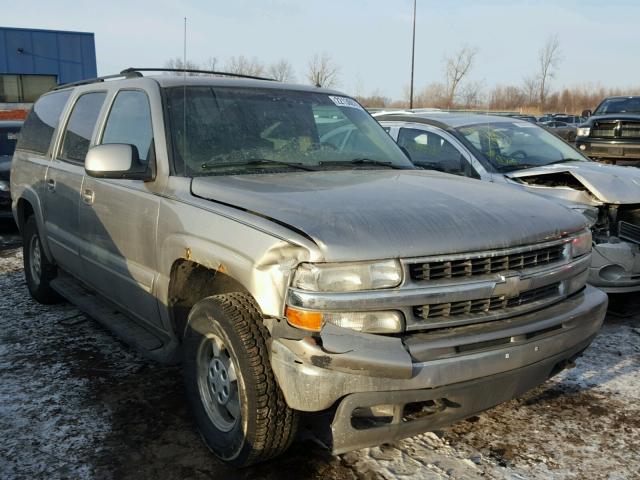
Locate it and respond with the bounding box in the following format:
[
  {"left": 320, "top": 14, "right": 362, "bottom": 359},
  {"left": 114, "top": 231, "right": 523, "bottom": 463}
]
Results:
[{"left": 285, "top": 307, "right": 323, "bottom": 331}]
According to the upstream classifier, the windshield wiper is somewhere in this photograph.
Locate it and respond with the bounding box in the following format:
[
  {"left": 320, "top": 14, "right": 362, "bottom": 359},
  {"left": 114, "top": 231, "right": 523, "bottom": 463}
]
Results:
[
  {"left": 319, "top": 158, "right": 406, "bottom": 169},
  {"left": 544, "top": 158, "right": 584, "bottom": 165},
  {"left": 201, "top": 159, "right": 317, "bottom": 171}
]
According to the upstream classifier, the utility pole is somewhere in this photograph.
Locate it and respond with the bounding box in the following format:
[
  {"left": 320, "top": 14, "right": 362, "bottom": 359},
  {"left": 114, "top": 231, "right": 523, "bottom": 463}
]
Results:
[{"left": 409, "top": 0, "right": 417, "bottom": 109}]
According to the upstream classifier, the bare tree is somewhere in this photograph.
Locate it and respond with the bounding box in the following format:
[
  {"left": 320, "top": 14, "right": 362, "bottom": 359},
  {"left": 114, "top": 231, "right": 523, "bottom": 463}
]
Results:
[
  {"left": 225, "top": 56, "right": 265, "bottom": 77},
  {"left": 202, "top": 57, "right": 219, "bottom": 72},
  {"left": 537, "top": 35, "right": 562, "bottom": 106},
  {"left": 522, "top": 75, "right": 540, "bottom": 105},
  {"left": 164, "top": 57, "right": 201, "bottom": 75},
  {"left": 444, "top": 45, "right": 479, "bottom": 107},
  {"left": 306, "top": 53, "right": 340, "bottom": 88},
  {"left": 459, "top": 81, "right": 485, "bottom": 109},
  {"left": 268, "top": 59, "right": 295, "bottom": 82}
]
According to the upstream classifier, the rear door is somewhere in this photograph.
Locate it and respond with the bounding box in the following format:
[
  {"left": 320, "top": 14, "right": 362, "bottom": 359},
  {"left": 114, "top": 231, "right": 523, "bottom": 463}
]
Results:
[
  {"left": 44, "top": 91, "right": 106, "bottom": 277},
  {"left": 78, "top": 88, "right": 161, "bottom": 326}
]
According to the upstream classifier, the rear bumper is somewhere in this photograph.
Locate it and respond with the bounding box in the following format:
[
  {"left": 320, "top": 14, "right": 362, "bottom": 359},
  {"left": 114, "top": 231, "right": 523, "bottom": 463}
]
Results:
[{"left": 271, "top": 285, "right": 607, "bottom": 452}]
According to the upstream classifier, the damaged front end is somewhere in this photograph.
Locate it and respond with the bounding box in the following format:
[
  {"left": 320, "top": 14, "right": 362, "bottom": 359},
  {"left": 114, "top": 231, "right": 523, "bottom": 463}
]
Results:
[
  {"left": 507, "top": 167, "right": 640, "bottom": 292},
  {"left": 267, "top": 233, "right": 607, "bottom": 454}
]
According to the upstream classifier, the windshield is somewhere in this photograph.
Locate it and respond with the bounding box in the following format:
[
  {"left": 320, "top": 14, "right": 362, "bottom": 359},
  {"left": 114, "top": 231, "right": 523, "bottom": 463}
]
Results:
[
  {"left": 455, "top": 121, "right": 588, "bottom": 172},
  {"left": 0, "top": 127, "right": 20, "bottom": 157},
  {"left": 164, "top": 86, "right": 412, "bottom": 176},
  {"left": 594, "top": 97, "right": 640, "bottom": 115}
]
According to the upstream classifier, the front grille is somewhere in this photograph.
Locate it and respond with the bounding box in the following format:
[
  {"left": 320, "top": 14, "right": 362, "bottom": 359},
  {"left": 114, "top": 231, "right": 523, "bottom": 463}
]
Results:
[
  {"left": 414, "top": 283, "right": 560, "bottom": 321},
  {"left": 619, "top": 221, "right": 640, "bottom": 245},
  {"left": 409, "top": 244, "right": 565, "bottom": 281},
  {"left": 590, "top": 121, "right": 640, "bottom": 139}
]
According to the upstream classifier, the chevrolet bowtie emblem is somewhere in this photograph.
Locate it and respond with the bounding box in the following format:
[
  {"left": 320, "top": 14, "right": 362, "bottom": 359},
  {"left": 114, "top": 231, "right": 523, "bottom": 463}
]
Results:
[{"left": 492, "top": 273, "right": 525, "bottom": 299}]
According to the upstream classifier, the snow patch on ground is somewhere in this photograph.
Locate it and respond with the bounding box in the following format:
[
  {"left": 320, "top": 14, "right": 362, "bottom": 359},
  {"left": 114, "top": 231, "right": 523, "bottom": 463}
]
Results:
[{"left": 1, "top": 247, "right": 639, "bottom": 479}]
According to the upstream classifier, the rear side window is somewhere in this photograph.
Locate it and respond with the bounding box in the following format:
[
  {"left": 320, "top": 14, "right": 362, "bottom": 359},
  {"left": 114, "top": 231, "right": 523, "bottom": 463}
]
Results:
[
  {"left": 59, "top": 92, "right": 107, "bottom": 163},
  {"left": 101, "top": 90, "right": 154, "bottom": 163},
  {"left": 16, "top": 90, "right": 71, "bottom": 155}
]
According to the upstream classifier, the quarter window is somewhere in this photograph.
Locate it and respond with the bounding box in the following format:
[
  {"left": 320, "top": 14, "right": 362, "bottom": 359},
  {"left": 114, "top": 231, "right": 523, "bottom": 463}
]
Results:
[
  {"left": 16, "top": 90, "right": 72, "bottom": 155},
  {"left": 59, "top": 92, "right": 107, "bottom": 163},
  {"left": 101, "top": 90, "right": 154, "bottom": 163}
]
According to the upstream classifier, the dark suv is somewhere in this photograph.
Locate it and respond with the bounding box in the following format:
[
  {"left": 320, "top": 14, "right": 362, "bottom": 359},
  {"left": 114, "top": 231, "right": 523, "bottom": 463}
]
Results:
[
  {"left": 0, "top": 120, "right": 22, "bottom": 218},
  {"left": 576, "top": 96, "right": 640, "bottom": 163}
]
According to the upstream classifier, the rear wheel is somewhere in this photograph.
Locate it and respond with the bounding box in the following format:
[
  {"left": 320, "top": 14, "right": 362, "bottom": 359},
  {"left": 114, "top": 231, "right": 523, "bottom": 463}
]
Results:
[
  {"left": 183, "top": 293, "right": 298, "bottom": 467},
  {"left": 22, "top": 216, "right": 61, "bottom": 304}
]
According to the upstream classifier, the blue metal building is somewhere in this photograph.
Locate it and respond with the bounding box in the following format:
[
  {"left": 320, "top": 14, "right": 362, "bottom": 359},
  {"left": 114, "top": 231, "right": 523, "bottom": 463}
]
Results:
[{"left": 0, "top": 26, "right": 97, "bottom": 103}]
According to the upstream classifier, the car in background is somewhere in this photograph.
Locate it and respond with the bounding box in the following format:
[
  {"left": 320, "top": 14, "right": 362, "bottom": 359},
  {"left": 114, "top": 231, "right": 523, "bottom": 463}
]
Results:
[
  {"left": 375, "top": 111, "right": 640, "bottom": 293},
  {"left": 576, "top": 96, "right": 640, "bottom": 164},
  {"left": 510, "top": 114, "right": 538, "bottom": 123},
  {"left": 0, "top": 120, "right": 22, "bottom": 218},
  {"left": 540, "top": 120, "right": 577, "bottom": 142}
]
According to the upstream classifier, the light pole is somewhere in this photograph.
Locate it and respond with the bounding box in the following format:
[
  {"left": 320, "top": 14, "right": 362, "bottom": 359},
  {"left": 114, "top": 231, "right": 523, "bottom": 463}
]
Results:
[{"left": 409, "top": 0, "right": 416, "bottom": 109}]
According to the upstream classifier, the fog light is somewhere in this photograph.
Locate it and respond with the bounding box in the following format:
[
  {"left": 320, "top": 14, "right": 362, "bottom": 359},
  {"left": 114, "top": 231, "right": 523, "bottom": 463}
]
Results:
[
  {"left": 599, "top": 264, "right": 625, "bottom": 282},
  {"left": 579, "top": 145, "right": 586, "bottom": 151}
]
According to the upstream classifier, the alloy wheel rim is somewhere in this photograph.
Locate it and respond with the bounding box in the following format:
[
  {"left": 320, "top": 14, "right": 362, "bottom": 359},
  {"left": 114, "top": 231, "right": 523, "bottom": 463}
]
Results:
[
  {"left": 30, "top": 235, "right": 42, "bottom": 286},
  {"left": 197, "top": 333, "right": 241, "bottom": 432}
]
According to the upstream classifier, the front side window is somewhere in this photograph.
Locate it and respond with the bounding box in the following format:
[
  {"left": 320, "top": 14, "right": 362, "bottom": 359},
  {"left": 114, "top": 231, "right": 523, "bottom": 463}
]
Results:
[
  {"left": 59, "top": 92, "right": 107, "bottom": 163},
  {"left": 16, "top": 90, "right": 72, "bottom": 155},
  {"left": 456, "top": 121, "right": 588, "bottom": 172},
  {"left": 164, "top": 87, "right": 412, "bottom": 176},
  {"left": 101, "top": 90, "right": 154, "bottom": 163},
  {"left": 397, "top": 127, "right": 477, "bottom": 178}
]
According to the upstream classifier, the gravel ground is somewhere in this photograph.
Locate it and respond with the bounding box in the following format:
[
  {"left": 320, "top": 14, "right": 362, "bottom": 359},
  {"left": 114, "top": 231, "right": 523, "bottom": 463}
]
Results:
[{"left": 1, "top": 227, "right": 639, "bottom": 479}]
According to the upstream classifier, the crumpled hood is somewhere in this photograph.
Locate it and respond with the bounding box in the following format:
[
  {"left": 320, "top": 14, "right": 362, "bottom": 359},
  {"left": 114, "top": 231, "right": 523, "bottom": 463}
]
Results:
[
  {"left": 506, "top": 161, "right": 640, "bottom": 204},
  {"left": 191, "top": 170, "right": 587, "bottom": 262}
]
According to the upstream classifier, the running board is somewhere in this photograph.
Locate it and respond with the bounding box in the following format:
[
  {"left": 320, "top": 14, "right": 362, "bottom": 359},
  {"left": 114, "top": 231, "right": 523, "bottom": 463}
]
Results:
[{"left": 50, "top": 272, "right": 178, "bottom": 363}]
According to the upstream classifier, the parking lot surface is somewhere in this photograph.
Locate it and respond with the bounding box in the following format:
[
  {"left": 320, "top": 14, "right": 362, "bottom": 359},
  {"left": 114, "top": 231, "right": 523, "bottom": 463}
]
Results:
[{"left": 1, "top": 226, "right": 639, "bottom": 479}]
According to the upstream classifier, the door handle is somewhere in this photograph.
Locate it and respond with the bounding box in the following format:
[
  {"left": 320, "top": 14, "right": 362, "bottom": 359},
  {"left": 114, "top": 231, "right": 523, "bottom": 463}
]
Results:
[
  {"left": 81, "top": 188, "right": 95, "bottom": 205},
  {"left": 46, "top": 178, "right": 56, "bottom": 191}
]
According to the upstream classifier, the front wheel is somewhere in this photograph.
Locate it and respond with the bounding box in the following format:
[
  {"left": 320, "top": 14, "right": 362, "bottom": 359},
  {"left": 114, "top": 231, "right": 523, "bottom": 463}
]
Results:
[
  {"left": 182, "top": 293, "right": 298, "bottom": 467},
  {"left": 22, "top": 216, "right": 61, "bottom": 304}
]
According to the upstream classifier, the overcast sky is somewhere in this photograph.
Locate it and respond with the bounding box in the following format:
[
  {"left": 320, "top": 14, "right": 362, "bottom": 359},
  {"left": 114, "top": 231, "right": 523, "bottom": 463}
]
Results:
[{"left": 3, "top": 0, "right": 639, "bottom": 99}]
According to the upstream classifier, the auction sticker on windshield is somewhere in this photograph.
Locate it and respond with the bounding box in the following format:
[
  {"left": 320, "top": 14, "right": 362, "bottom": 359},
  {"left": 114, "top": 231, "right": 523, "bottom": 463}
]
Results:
[{"left": 329, "top": 95, "right": 364, "bottom": 110}]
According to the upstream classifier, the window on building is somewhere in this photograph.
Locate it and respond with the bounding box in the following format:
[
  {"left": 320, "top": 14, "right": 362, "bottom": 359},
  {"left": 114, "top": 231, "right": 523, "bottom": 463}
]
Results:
[{"left": 0, "top": 75, "right": 58, "bottom": 103}]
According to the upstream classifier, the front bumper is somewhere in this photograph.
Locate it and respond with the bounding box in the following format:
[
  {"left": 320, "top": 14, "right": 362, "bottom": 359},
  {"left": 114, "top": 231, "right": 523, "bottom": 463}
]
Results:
[
  {"left": 588, "top": 241, "right": 640, "bottom": 292},
  {"left": 270, "top": 285, "right": 607, "bottom": 452},
  {"left": 576, "top": 137, "right": 640, "bottom": 162}
]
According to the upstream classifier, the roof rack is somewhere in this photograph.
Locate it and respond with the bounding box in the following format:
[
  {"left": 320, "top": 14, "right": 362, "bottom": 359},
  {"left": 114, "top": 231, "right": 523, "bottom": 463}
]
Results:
[
  {"left": 121, "top": 67, "right": 276, "bottom": 82},
  {"left": 50, "top": 67, "right": 276, "bottom": 92},
  {"left": 51, "top": 70, "right": 143, "bottom": 90}
]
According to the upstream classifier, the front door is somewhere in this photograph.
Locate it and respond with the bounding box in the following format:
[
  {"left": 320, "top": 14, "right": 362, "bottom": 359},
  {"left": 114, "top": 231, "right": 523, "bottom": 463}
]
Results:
[{"left": 78, "top": 89, "right": 161, "bottom": 327}]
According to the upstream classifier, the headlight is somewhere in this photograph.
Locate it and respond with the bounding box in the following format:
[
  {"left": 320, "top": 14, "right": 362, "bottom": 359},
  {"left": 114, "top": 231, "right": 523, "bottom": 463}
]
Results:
[
  {"left": 285, "top": 307, "right": 404, "bottom": 333},
  {"left": 571, "top": 230, "right": 592, "bottom": 258},
  {"left": 576, "top": 127, "right": 591, "bottom": 137},
  {"left": 570, "top": 205, "right": 599, "bottom": 227},
  {"left": 0, "top": 180, "right": 9, "bottom": 192},
  {"left": 292, "top": 259, "right": 402, "bottom": 292}
]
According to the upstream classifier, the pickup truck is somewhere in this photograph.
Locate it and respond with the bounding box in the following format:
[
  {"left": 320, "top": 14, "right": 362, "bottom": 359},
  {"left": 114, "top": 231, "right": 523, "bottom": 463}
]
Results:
[{"left": 11, "top": 69, "right": 607, "bottom": 467}]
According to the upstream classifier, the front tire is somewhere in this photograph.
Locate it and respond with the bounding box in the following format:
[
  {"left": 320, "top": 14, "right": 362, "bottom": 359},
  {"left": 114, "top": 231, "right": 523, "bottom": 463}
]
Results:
[
  {"left": 22, "top": 216, "right": 61, "bottom": 304},
  {"left": 183, "top": 293, "right": 298, "bottom": 467}
]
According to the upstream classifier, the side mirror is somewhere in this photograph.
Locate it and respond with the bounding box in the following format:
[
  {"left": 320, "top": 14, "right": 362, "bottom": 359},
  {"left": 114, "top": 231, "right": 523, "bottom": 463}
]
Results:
[
  {"left": 581, "top": 109, "right": 592, "bottom": 118},
  {"left": 85, "top": 144, "right": 153, "bottom": 181}
]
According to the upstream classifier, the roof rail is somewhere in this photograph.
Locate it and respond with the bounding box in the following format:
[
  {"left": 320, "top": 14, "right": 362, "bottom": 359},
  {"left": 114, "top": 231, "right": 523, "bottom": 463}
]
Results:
[
  {"left": 51, "top": 70, "right": 143, "bottom": 91},
  {"left": 121, "top": 67, "right": 276, "bottom": 82}
]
